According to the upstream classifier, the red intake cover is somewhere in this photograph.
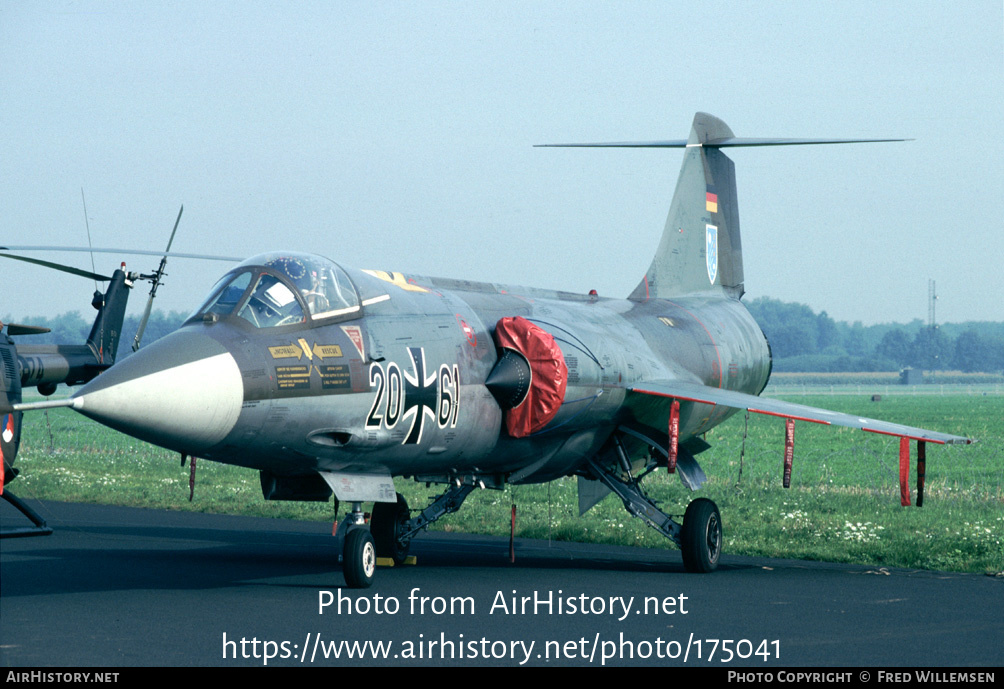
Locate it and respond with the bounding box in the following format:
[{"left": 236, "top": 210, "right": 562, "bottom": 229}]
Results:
[{"left": 494, "top": 317, "right": 568, "bottom": 438}]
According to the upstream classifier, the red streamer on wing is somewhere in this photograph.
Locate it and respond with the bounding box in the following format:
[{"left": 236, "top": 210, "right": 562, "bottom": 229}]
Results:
[{"left": 899, "top": 437, "right": 911, "bottom": 506}]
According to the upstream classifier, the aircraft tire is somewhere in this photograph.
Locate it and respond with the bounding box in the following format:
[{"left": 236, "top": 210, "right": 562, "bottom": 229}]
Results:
[
  {"left": 681, "top": 498, "right": 722, "bottom": 573},
  {"left": 371, "top": 492, "right": 411, "bottom": 565},
  {"left": 343, "top": 528, "right": 377, "bottom": 588}
]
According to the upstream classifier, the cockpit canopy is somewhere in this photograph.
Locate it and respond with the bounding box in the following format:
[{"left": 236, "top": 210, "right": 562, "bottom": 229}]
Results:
[{"left": 189, "top": 252, "right": 360, "bottom": 329}]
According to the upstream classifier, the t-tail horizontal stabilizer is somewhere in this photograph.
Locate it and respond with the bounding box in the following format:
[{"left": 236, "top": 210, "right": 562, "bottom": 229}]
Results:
[{"left": 539, "top": 112, "right": 909, "bottom": 301}]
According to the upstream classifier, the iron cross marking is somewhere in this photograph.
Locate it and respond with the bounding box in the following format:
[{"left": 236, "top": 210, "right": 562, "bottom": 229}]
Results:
[{"left": 401, "top": 347, "right": 438, "bottom": 444}]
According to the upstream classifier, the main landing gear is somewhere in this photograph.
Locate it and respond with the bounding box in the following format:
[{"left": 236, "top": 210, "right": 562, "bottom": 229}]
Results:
[{"left": 585, "top": 457, "right": 722, "bottom": 573}]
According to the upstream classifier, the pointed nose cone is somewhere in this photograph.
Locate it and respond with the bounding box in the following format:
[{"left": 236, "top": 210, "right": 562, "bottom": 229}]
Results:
[{"left": 72, "top": 330, "right": 243, "bottom": 454}]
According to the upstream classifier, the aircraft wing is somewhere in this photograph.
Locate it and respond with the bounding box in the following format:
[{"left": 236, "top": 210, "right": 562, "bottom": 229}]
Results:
[{"left": 629, "top": 380, "right": 972, "bottom": 445}]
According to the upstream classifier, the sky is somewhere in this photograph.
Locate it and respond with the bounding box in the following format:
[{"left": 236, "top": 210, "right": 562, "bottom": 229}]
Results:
[{"left": 2, "top": 1, "right": 1002, "bottom": 328}]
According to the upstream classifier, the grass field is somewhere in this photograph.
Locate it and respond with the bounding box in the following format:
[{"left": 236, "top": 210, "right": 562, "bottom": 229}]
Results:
[{"left": 8, "top": 392, "right": 1003, "bottom": 574}]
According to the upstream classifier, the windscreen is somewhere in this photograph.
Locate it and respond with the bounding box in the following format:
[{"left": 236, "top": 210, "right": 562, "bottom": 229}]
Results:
[{"left": 188, "top": 253, "right": 361, "bottom": 328}]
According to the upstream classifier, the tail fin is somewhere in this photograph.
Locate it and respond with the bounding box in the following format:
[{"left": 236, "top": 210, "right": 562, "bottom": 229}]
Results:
[
  {"left": 538, "top": 111, "right": 908, "bottom": 301},
  {"left": 86, "top": 268, "right": 131, "bottom": 365},
  {"left": 629, "top": 112, "right": 744, "bottom": 300}
]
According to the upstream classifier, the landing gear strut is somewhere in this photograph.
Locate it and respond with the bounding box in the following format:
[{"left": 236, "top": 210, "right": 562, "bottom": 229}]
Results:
[
  {"left": 1, "top": 491, "right": 54, "bottom": 538},
  {"left": 585, "top": 457, "right": 722, "bottom": 573},
  {"left": 368, "top": 483, "right": 478, "bottom": 572},
  {"left": 399, "top": 482, "right": 475, "bottom": 540}
]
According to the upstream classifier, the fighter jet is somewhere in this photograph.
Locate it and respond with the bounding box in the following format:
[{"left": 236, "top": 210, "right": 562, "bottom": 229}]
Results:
[{"left": 6, "top": 113, "right": 971, "bottom": 586}]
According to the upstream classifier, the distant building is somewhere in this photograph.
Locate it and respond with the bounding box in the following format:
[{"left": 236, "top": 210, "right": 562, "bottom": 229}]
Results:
[{"left": 900, "top": 368, "right": 924, "bottom": 385}]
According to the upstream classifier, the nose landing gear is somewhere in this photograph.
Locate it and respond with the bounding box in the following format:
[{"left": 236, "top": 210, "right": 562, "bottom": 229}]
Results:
[
  {"left": 370, "top": 492, "right": 411, "bottom": 566},
  {"left": 339, "top": 482, "right": 481, "bottom": 588},
  {"left": 340, "top": 502, "right": 376, "bottom": 589}
]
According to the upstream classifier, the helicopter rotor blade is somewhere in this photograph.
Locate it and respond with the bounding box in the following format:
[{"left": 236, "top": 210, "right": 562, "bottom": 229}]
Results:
[
  {"left": 0, "top": 246, "right": 241, "bottom": 262},
  {"left": 0, "top": 252, "right": 111, "bottom": 281},
  {"left": 132, "top": 205, "right": 183, "bottom": 352}
]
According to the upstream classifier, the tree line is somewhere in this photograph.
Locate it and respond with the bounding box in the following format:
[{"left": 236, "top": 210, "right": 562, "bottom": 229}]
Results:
[
  {"left": 745, "top": 297, "right": 1004, "bottom": 373},
  {"left": 3, "top": 309, "right": 188, "bottom": 361}
]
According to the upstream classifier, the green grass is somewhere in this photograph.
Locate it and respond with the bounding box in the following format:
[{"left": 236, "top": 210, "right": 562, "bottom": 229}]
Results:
[{"left": 9, "top": 393, "right": 1003, "bottom": 574}]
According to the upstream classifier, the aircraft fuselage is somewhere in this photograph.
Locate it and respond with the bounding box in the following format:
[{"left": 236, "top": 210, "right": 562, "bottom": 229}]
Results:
[{"left": 72, "top": 265, "right": 771, "bottom": 487}]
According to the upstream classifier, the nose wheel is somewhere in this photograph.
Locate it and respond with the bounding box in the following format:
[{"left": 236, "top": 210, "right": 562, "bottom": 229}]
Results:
[
  {"left": 339, "top": 501, "right": 377, "bottom": 588},
  {"left": 343, "top": 527, "right": 376, "bottom": 588}
]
